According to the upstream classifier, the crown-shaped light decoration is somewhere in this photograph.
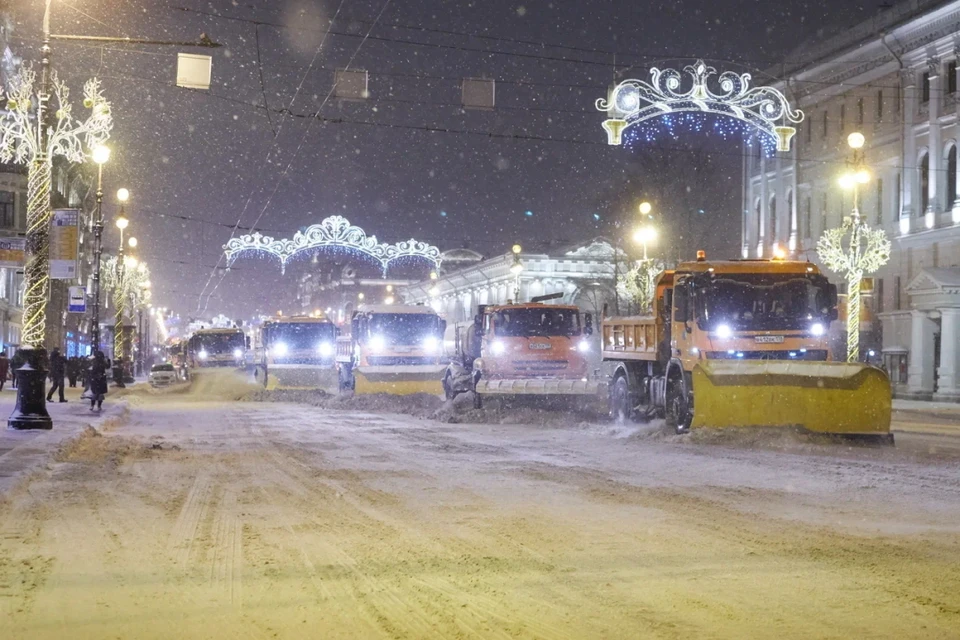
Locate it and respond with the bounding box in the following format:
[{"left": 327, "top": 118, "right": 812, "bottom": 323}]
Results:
[
  {"left": 223, "top": 215, "right": 442, "bottom": 274},
  {"left": 597, "top": 60, "right": 803, "bottom": 152}
]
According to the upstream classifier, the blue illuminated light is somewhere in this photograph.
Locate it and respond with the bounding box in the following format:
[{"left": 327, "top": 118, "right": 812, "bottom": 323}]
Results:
[
  {"left": 524, "top": 210, "right": 534, "bottom": 217},
  {"left": 593, "top": 213, "right": 601, "bottom": 221},
  {"left": 623, "top": 112, "right": 778, "bottom": 157},
  {"left": 440, "top": 211, "right": 447, "bottom": 217}
]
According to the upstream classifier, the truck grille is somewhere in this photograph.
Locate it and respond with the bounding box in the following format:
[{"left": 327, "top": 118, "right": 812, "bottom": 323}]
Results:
[
  {"left": 707, "top": 350, "right": 829, "bottom": 361},
  {"left": 368, "top": 356, "right": 437, "bottom": 366},
  {"left": 513, "top": 359, "right": 569, "bottom": 372},
  {"left": 274, "top": 356, "right": 335, "bottom": 366}
]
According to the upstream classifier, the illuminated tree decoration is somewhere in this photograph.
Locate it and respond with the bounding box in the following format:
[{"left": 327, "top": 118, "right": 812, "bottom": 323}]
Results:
[
  {"left": 816, "top": 217, "right": 890, "bottom": 363},
  {"left": 596, "top": 60, "right": 803, "bottom": 152},
  {"left": 223, "top": 215, "right": 442, "bottom": 274},
  {"left": 0, "top": 67, "right": 113, "bottom": 347},
  {"left": 617, "top": 259, "right": 665, "bottom": 314}
]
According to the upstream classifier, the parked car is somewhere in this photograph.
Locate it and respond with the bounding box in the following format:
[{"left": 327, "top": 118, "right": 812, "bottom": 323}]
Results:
[{"left": 149, "top": 363, "right": 178, "bottom": 387}]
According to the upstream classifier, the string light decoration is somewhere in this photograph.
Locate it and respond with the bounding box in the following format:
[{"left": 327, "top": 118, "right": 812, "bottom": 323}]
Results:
[
  {"left": 223, "top": 215, "right": 442, "bottom": 274},
  {"left": 0, "top": 67, "right": 113, "bottom": 347},
  {"left": 617, "top": 259, "right": 665, "bottom": 314},
  {"left": 597, "top": 60, "right": 803, "bottom": 152},
  {"left": 817, "top": 218, "right": 890, "bottom": 363},
  {"left": 101, "top": 257, "right": 152, "bottom": 359}
]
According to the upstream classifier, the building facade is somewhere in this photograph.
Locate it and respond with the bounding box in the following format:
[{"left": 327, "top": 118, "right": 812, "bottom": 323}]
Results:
[
  {"left": 744, "top": 0, "right": 960, "bottom": 401},
  {"left": 399, "top": 239, "right": 618, "bottom": 327}
]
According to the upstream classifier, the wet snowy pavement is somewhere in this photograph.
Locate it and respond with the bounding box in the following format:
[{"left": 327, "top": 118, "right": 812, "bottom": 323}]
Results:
[{"left": 1, "top": 385, "right": 959, "bottom": 639}]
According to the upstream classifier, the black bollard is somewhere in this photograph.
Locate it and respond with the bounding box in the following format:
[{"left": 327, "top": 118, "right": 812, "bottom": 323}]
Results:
[{"left": 8, "top": 347, "right": 52, "bottom": 430}]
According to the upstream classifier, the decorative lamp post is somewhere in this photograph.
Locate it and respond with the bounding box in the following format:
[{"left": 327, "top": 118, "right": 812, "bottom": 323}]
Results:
[
  {"left": 510, "top": 244, "right": 524, "bottom": 301},
  {"left": 112, "top": 212, "right": 131, "bottom": 387},
  {"left": 817, "top": 132, "right": 891, "bottom": 362},
  {"left": 88, "top": 146, "right": 111, "bottom": 356}
]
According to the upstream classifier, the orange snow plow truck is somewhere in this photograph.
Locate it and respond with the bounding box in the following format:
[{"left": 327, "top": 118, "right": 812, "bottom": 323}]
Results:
[
  {"left": 445, "top": 293, "right": 606, "bottom": 407},
  {"left": 602, "top": 254, "right": 892, "bottom": 439}
]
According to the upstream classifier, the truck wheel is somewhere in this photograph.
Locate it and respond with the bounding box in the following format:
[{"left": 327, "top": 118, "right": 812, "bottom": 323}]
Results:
[
  {"left": 443, "top": 374, "right": 457, "bottom": 401},
  {"left": 610, "top": 375, "right": 631, "bottom": 424},
  {"left": 666, "top": 380, "right": 693, "bottom": 435}
]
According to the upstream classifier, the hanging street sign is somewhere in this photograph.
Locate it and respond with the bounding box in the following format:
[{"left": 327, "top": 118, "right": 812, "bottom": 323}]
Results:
[
  {"left": 68, "top": 286, "right": 87, "bottom": 313},
  {"left": 0, "top": 236, "right": 26, "bottom": 268},
  {"left": 50, "top": 209, "right": 80, "bottom": 280}
]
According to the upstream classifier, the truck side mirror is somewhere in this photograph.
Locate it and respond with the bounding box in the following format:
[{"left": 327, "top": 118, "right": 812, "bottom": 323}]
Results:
[
  {"left": 673, "top": 286, "right": 689, "bottom": 323},
  {"left": 439, "top": 319, "right": 447, "bottom": 336},
  {"left": 584, "top": 313, "right": 593, "bottom": 335},
  {"left": 245, "top": 336, "right": 251, "bottom": 349},
  {"left": 474, "top": 314, "right": 484, "bottom": 336}
]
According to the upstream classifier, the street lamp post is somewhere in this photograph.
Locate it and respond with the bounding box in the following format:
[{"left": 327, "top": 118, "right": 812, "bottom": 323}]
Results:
[
  {"left": 89, "top": 146, "right": 112, "bottom": 355},
  {"left": 510, "top": 244, "right": 524, "bottom": 300},
  {"left": 817, "top": 132, "right": 891, "bottom": 363}
]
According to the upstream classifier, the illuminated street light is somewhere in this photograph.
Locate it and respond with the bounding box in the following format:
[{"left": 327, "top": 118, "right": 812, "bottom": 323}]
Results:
[
  {"left": 632, "top": 225, "right": 658, "bottom": 260},
  {"left": 128, "top": 236, "right": 138, "bottom": 248},
  {"left": 639, "top": 201, "right": 652, "bottom": 216},
  {"left": 117, "top": 187, "right": 129, "bottom": 202},
  {"left": 847, "top": 131, "right": 865, "bottom": 149},
  {"left": 92, "top": 145, "right": 111, "bottom": 165}
]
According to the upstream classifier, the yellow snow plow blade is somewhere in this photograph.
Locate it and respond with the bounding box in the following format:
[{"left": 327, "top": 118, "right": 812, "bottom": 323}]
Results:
[
  {"left": 354, "top": 365, "right": 445, "bottom": 397},
  {"left": 691, "top": 360, "right": 891, "bottom": 435},
  {"left": 265, "top": 366, "right": 338, "bottom": 392}
]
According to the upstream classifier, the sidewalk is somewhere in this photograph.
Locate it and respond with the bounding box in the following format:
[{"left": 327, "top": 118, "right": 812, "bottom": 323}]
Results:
[
  {"left": 892, "top": 398, "right": 960, "bottom": 437},
  {"left": 0, "top": 384, "right": 125, "bottom": 495}
]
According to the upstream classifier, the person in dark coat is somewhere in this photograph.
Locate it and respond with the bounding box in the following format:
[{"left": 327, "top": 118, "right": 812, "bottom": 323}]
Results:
[
  {"left": 47, "top": 347, "right": 67, "bottom": 402},
  {"left": 89, "top": 350, "right": 109, "bottom": 412},
  {"left": 67, "top": 357, "right": 79, "bottom": 388},
  {"left": 10, "top": 348, "right": 24, "bottom": 389},
  {"left": 0, "top": 350, "right": 8, "bottom": 391}
]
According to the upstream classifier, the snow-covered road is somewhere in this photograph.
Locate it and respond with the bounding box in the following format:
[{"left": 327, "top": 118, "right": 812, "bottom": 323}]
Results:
[{"left": 1, "top": 379, "right": 959, "bottom": 639}]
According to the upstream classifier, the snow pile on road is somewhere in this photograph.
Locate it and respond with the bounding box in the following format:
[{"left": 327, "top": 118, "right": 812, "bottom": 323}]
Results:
[{"left": 243, "top": 388, "right": 609, "bottom": 426}]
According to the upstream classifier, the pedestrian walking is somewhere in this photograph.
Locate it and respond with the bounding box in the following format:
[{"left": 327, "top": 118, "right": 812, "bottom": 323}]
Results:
[
  {"left": 89, "top": 351, "right": 109, "bottom": 412},
  {"left": 10, "top": 348, "right": 24, "bottom": 390},
  {"left": 0, "top": 350, "right": 8, "bottom": 391},
  {"left": 46, "top": 347, "right": 67, "bottom": 403},
  {"left": 67, "top": 357, "right": 79, "bottom": 388}
]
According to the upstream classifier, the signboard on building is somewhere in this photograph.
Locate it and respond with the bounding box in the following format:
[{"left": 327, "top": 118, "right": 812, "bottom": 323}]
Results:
[
  {"left": 50, "top": 209, "right": 79, "bottom": 280},
  {"left": 68, "top": 286, "right": 86, "bottom": 313},
  {"left": 0, "top": 236, "right": 26, "bottom": 268}
]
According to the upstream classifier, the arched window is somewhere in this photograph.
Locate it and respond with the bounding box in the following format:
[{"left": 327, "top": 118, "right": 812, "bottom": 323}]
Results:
[
  {"left": 919, "top": 151, "right": 930, "bottom": 215},
  {"left": 947, "top": 144, "right": 958, "bottom": 207}
]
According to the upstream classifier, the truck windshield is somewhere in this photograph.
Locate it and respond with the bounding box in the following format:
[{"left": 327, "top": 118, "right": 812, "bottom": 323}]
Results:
[
  {"left": 368, "top": 314, "right": 441, "bottom": 345},
  {"left": 192, "top": 332, "right": 245, "bottom": 354},
  {"left": 265, "top": 322, "right": 336, "bottom": 349},
  {"left": 493, "top": 308, "right": 580, "bottom": 337},
  {"left": 697, "top": 274, "right": 834, "bottom": 332}
]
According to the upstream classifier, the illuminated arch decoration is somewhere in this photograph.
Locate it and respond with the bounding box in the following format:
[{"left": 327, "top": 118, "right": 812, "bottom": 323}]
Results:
[
  {"left": 223, "top": 215, "right": 442, "bottom": 274},
  {"left": 596, "top": 60, "right": 803, "bottom": 153}
]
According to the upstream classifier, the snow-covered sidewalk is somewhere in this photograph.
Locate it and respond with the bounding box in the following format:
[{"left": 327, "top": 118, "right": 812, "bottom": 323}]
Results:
[{"left": 0, "top": 386, "right": 126, "bottom": 494}]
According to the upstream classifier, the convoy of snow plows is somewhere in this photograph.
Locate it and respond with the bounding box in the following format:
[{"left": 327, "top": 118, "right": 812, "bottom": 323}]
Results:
[{"left": 169, "top": 253, "right": 893, "bottom": 441}]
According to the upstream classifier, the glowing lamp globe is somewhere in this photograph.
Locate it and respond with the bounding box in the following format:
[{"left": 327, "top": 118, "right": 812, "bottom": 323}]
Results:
[
  {"left": 92, "top": 145, "right": 111, "bottom": 165},
  {"left": 856, "top": 169, "right": 871, "bottom": 184},
  {"left": 847, "top": 132, "right": 865, "bottom": 149},
  {"left": 639, "top": 202, "right": 652, "bottom": 215},
  {"left": 838, "top": 173, "right": 855, "bottom": 189},
  {"left": 512, "top": 244, "right": 522, "bottom": 255},
  {"left": 117, "top": 188, "right": 130, "bottom": 202},
  {"left": 116, "top": 215, "right": 129, "bottom": 230},
  {"left": 128, "top": 236, "right": 138, "bottom": 248}
]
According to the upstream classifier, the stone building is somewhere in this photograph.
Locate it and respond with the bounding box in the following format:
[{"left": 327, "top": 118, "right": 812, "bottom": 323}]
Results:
[
  {"left": 399, "top": 239, "right": 617, "bottom": 326},
  {"left": 744, "top": 0, "right": 960, "bottom": 400}
]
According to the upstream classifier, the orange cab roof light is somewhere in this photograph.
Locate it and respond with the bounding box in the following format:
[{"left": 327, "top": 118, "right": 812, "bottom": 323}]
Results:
[{"left": 696, "top": 250, "right": 706, "bottom": 261}]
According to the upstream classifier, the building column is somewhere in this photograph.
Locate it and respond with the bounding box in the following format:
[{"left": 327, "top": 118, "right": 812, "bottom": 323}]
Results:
[
  {"left": 907, "top": 309, "right": 937, "bottom": 398},
  {"left": 934, "top": 308, "right": 960, "bottom": 401},
  {"left": 758, "top": 154, "right": 768, "bottom": 257},
  {"left": 775, "top": 148, "right": 785, "bottom": 248},
  {"left": 744, "top": 140, "right": 754, "bottom": 257},
  {"left": 927, "top": 62, "right": 941, "bottom": 226},
  {"left": 789, "top": 142, "right": 799, "bottom": 251},
  {"left": 901, "top": 70, "right": 917, "bottom": 223}
]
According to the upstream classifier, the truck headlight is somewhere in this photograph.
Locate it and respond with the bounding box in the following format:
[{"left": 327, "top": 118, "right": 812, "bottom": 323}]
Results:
[
  {"left": 810, "top": 322, "right": 825, "bottom": 336},
  {"left": 198, "top": 350, "right": 208, "bottom": 360},
  {"left": 422, "top": 336, "right": 439, "bottom": 353},
  {"left": 577, "top": 340, "right": 590, "bottom": 352},
  {"left": 369, "top": 334, "right": 386, "bottom": 351},
  {"left": 273, "top": 342, "right": 289, "bottom": 357},
  {"left": 715, "top": 324, "right": 732, "bottom": 339},
  {"left": 233, "top": 348, "right": 243, "bottom": 358},
  {"left": 491, "top": 341, "right": 505, "bottom": 355},
  {"left": 317, "top": 342, "right": 333, "bottom": 357}
]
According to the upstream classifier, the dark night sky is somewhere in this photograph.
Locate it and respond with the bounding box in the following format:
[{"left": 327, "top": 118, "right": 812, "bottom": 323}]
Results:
[{"left": 7, "top": 0, "right": 884, "bottom": 320}]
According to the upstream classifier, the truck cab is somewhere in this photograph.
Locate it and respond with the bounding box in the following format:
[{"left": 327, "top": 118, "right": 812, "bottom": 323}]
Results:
[{"left": 446, "top": 297, "right": 602, "bottom": 407}]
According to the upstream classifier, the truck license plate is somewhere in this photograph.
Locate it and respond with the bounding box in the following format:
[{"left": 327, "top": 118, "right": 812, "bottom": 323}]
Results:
[
  {"left": 528, "top": 342, "right": 551, "bottom": 350},
  {"left": 754, "top": 335, "right": 784, "bottom": 344}
]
